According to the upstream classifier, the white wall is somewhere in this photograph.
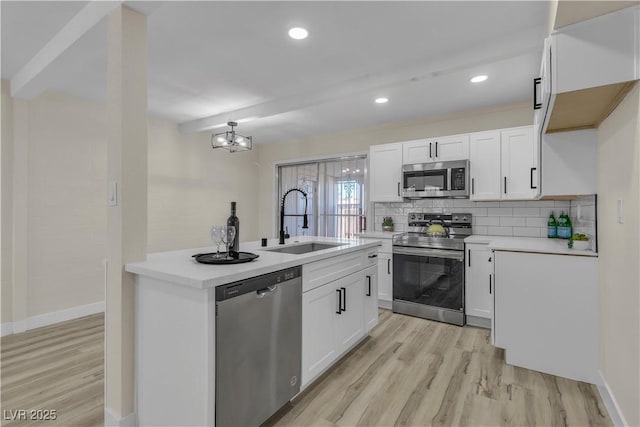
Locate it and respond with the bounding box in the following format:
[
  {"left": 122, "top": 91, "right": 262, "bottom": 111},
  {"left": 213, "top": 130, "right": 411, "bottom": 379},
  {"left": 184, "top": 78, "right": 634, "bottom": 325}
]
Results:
[
  {"left": 597, "top": 82, "right": 640, "bottom": 426},
  {"left": 256, "top": 101, "right": 533, "bottom": 237},
  {"left": 147, "top": 117, "right": 260, "bottom": 252},
  {"left": 0, "top": 82, "right": 260, "bottom": 327}
]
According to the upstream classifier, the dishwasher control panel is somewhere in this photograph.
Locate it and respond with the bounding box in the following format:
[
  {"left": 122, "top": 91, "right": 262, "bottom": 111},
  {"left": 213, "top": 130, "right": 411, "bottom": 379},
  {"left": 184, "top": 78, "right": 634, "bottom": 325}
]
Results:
[{"left": 215, "top": 266, "right": 302, "bottom": 301}]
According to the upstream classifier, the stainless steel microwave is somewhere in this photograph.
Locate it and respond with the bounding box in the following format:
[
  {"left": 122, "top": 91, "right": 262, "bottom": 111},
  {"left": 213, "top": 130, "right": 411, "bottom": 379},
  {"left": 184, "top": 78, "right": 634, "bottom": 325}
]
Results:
[{"left": 402, "top": 160, "right": 470, "bottom": 198}]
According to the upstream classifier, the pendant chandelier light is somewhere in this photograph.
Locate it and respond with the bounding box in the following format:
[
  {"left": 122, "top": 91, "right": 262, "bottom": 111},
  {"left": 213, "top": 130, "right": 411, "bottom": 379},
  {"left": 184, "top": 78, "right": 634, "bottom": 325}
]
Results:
[{"left": 211, "top": 121, "right": 253, "bottom": 153}]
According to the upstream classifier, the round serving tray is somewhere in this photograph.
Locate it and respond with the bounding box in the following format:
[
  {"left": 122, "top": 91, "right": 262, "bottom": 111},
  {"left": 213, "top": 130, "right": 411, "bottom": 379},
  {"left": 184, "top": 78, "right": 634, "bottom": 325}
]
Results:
[{"left": 192, "top": 251, "right": 259, "bottom": 265}]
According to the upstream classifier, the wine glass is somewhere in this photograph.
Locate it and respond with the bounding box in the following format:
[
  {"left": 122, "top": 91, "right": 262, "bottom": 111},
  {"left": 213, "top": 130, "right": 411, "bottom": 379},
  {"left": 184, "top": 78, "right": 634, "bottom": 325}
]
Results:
[
  {"left": 210, "top": 225, "right": 227, "bottom": 258},
  {"left": 226, "top": 226, "right": 236, "bottom": 258}
]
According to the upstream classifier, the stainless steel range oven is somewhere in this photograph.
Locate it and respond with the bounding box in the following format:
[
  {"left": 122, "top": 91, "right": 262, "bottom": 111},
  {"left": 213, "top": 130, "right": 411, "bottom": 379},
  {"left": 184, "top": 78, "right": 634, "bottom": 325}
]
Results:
[{"left": 392, "top": 213, "right": 472, "bottom": 326}]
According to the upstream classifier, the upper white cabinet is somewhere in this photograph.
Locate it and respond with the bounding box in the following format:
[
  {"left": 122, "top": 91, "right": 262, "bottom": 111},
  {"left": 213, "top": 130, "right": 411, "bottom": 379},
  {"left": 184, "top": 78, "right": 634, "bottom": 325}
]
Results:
[
  {"left": 540, "top": 6, "right": 640, "bottom": 134},
  {"left": 402, "top": 134, "right": 469, "bottom": 164},
  {"left": 403, "top": 139, "right": 431, "bottom": 164},
  {"left": 469, "top": 131, "right": 501, "bottom": 201},
  {"left": 369, "top": 142, "right": 403, "bottom": 202},
  {"left": 470, "top": 126, "right": 538, "bottom": 201},
  {"left": 501, "top": 127, "right": 538, "bottom": 200},
  {"left": 540, "top": 129, "right": 597, "bottom": 198}
]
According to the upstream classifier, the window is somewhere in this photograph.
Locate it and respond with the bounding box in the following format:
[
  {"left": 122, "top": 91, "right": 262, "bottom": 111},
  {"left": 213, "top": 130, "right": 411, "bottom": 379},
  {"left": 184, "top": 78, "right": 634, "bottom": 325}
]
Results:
[{"left": 277, "top": 156, "right": 367, "bottom": 238}]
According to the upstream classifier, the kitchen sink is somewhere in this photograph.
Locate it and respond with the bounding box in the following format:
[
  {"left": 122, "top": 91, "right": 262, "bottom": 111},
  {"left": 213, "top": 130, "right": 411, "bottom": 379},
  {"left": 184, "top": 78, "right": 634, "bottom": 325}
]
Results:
[{"left": 264, "top": 242, "right": 345, "bottom": 255}]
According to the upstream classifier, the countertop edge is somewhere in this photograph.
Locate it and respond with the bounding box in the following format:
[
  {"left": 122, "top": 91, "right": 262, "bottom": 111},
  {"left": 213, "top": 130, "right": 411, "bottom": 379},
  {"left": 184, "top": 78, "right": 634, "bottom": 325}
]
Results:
[
  {"left": 125, "top": 238, "right": 383, "bottom": 289},
  {"left": 464, "top": 235, "right": 598, "bottom": 257}
]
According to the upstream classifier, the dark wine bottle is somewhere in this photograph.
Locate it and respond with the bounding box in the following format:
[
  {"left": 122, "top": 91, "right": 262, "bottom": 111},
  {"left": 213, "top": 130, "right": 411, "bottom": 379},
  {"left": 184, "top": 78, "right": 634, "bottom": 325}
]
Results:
[{"left": 227, "top": 202, "right": 240, "bottom": 253}]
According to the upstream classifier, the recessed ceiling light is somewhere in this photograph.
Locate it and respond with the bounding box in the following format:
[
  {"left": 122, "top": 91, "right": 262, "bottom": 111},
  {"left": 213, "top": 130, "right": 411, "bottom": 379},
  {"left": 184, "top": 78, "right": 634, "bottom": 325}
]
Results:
[
  {"left": 470, "top": 75, "right": 488, "bottom": 83},
  {"left": 288, "top": 27, "right": 308, "bottom": 40},
  {"left": 375, "top": 97, "right": 388, "bottom": 104}
]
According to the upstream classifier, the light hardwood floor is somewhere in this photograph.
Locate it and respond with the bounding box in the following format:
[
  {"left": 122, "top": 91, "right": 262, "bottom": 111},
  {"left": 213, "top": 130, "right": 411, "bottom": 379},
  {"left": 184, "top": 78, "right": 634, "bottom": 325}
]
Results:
[
  {"left": 1, "top": 314, "right": 104, "bottom": 427},
  {"left": 270, "top": 310, "right": 612, "bottom": 427},
  {"left": 1, "top": 311, "right": 611, "bottom": 427}
]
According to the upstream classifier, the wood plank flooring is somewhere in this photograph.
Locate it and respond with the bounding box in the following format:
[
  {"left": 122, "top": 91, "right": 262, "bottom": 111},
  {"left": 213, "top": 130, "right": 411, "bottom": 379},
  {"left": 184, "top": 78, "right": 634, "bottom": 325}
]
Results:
[
  {"left": 1, "top": 310, "right": 611, "bottom": 427},
  {"left": 1, "top": 314, "right": 104, "bottom": 427},
  {"left": 269, "top": 310, "right": 612, "bottom": 427}
]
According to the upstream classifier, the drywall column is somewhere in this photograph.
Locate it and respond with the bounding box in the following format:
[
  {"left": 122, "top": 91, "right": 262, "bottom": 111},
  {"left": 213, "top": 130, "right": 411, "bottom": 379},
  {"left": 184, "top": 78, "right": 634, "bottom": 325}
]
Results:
[
  {"left": 11, "top": 99, "right": 28, "bottom": 333},
  {"left": 105, "top": 6, "right": 147, "bottom": 424},
  {"left": 1, "top": 80, "right": 15, "bottom": 333}
]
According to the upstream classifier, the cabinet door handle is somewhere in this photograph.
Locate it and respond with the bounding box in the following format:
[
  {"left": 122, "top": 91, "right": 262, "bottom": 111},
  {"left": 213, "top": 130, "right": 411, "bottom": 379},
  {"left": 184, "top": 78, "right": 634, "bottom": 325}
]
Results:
[
  {"left": 397, "top": 182, "right": 400, "bottom": 197},
  {"left": 368, "top": 254, "right": 378, "bottom": 259},
  {"left": 530, "top": 167, "right": 538, "bottom": 189},
  {"left": 533, "top": 77, "right": 542, "bottom": 110},
  {"left": 504, "top": 177, "right": 507, "bottom": 194},
  {"left": 387, "top": 259, "right": 391, "bottom": 275},
  {"left": 471, "top": 178, "right": 475, "bottom": 195},
  {"left": 489, "top": 275, "right": 492, "bottom": 294},
  {"left": 340, "top": 287, "right": 346, "bottom": 311},
  {"left": 468, "top": 249, "right": 471, "bottom": 267},
  {"left": 429, "top": 142, "right": 432, "bottom": 158},
  {"left": 336, "top": 289, "right": 342, "bottom": 314},
  {"left": 366, "top": 276, "right": 372, "bottom": 296},
  {"left": 435, "top": 141, "right": 438, "bottom": 158}
]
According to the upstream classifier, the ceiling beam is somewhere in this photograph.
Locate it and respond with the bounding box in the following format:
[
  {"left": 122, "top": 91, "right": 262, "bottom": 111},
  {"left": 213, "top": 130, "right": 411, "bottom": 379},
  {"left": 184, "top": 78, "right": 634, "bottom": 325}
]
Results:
[
  {"left": 10, "top": 1, "right": 123, "bottom": 99},
  {"left": 179, "top": 27, "right": 544, "bottom": 134}
]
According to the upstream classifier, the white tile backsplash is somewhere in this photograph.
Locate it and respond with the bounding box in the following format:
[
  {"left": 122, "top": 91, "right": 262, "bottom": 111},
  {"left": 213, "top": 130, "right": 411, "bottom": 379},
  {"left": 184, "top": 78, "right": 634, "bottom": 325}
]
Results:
[
  {"left": 488, "top": 207, "right": 513, "bottom": 216},
  {"left": 373, "top": 197, "right": 598, "bottom": 241},
  {"left": 499, "top": 216, "right": 526, "bottom": 227}
]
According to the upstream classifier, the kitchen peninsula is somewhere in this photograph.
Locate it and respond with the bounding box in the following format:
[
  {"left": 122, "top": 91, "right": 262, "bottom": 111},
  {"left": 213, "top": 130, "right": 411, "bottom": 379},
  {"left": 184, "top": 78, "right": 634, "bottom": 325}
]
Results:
[{"left": 125, "top": 236, "right": 381, "bottom": 426}]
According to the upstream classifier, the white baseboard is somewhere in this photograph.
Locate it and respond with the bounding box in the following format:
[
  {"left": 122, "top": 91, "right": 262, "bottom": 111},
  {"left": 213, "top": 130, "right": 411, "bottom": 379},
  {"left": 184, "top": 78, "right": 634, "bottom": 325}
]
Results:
[
  {"left": 1, "top": 322, "right": 13, "bottom": 337},
  {"left": 378, "top": 299, "right": 392, "bottom": 310},
  {"left": 105, "top": 408, "right": 136, "bottom": 427},
  {"left": 1, "top": 301, "right": 105, "bottom": 336},
  {"left": 596, "top": 370, "right": 628, "bottom": 426}
]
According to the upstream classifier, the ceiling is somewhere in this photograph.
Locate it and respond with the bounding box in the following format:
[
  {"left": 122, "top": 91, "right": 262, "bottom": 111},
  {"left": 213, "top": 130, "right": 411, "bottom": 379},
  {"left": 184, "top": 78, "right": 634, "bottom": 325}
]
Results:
[{"left": 1, "top": 1, "right": 551, "bottom": 144}]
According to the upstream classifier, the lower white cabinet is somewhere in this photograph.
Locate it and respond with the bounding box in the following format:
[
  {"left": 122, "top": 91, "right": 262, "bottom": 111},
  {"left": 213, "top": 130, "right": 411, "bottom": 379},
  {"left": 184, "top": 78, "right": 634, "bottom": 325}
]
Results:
[
  {"left": 377, "top": 252, "right": 393, "bottom": 307},
  {"left": 464, "top": 243, "right": 493, "bottom": 326},
  {"left": 364, "top": 265, "right": 379, "bottom": 332},
  {"left": 493, "top": 250, "right": 598, "bottom": 383},
  {"left": 301, "top": 256, "right": 379, "bottom": 388}
]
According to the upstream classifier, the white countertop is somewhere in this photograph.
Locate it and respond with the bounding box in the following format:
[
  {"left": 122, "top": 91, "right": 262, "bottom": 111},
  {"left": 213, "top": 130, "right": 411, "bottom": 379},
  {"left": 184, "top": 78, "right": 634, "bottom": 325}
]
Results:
[
  {"left": 464, "top": 235, "right": 597, "bottom": 257},
  {"left": 355, "top": 231, "right": 401, "bottom": 239},
  {"left": 125, "top": 235, "right": 382, "bottom": 289}
]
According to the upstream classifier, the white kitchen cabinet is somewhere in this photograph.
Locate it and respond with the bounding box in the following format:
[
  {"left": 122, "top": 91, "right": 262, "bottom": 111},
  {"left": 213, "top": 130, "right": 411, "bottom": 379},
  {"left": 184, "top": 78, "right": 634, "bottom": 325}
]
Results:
[
  {"left": 540, "top": 6, "right": 640, "bottom": 134},
  {"left": 493, "top": 250, "right": 598, "bottom": 383},
  {"left": 402, "top": 134, "right": 469, "bottom": 164},
  {"left": 369, "top": 142, "right": 403, "bottom": 202},
  {"left": 402, "top": 139, "right": 432, "bottom": 164},
  {"left": 377, "top": 252, "right": 393, "bottom": 308},
  {"left": 540, "top": 129, "right": 597, "bottom": 198},
  {"left": 363, "top": 265, "right": 378, "bottom": 332},
  {"left": 335, "top": 272, "right": 366, "bottom": 351},
  {"left": 469, "top": 131, "right": 501, "bottom": 201},
  {"left": 301, "top": 248, "right": 378, "bottom": 388},
  {"left": 301, "top": 279, "right": 340, "bottom": 386},
  {"left": 464, "top": 243, "right": 493, "bottom": 327},
  {"left": 430, "top": 134, "right": 470, "bottom": 162},
  {"left": 501, "top": 126, "right": 537, "bottom": 200},
  {"left": 469, "top": 126, "right": 538, "bottom": 201}
]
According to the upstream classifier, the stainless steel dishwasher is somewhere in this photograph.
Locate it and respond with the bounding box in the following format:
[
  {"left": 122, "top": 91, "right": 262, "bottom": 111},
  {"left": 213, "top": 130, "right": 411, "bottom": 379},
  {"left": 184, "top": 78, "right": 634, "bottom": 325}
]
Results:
[{"left": 215, "top": 266, "right": 302, "bottom": 427}]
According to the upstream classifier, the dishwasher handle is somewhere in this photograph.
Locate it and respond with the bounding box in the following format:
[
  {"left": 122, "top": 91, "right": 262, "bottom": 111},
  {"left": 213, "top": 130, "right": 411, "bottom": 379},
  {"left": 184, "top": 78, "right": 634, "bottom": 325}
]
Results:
[{"left": 256, "top": 285, "right": 277, "bottom": 298}]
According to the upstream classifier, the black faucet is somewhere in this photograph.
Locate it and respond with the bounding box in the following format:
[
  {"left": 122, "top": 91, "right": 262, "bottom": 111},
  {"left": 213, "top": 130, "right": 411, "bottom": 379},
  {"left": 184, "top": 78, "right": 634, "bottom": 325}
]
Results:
[{"left": 280, "top": 188, "right": 309, "bottom": 244}]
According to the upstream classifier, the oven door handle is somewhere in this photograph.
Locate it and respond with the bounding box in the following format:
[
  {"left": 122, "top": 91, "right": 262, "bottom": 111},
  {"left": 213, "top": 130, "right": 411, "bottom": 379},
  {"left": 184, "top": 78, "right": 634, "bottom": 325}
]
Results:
[{"left": 393, "top": 246, "right": 464, "bottom": 261}]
